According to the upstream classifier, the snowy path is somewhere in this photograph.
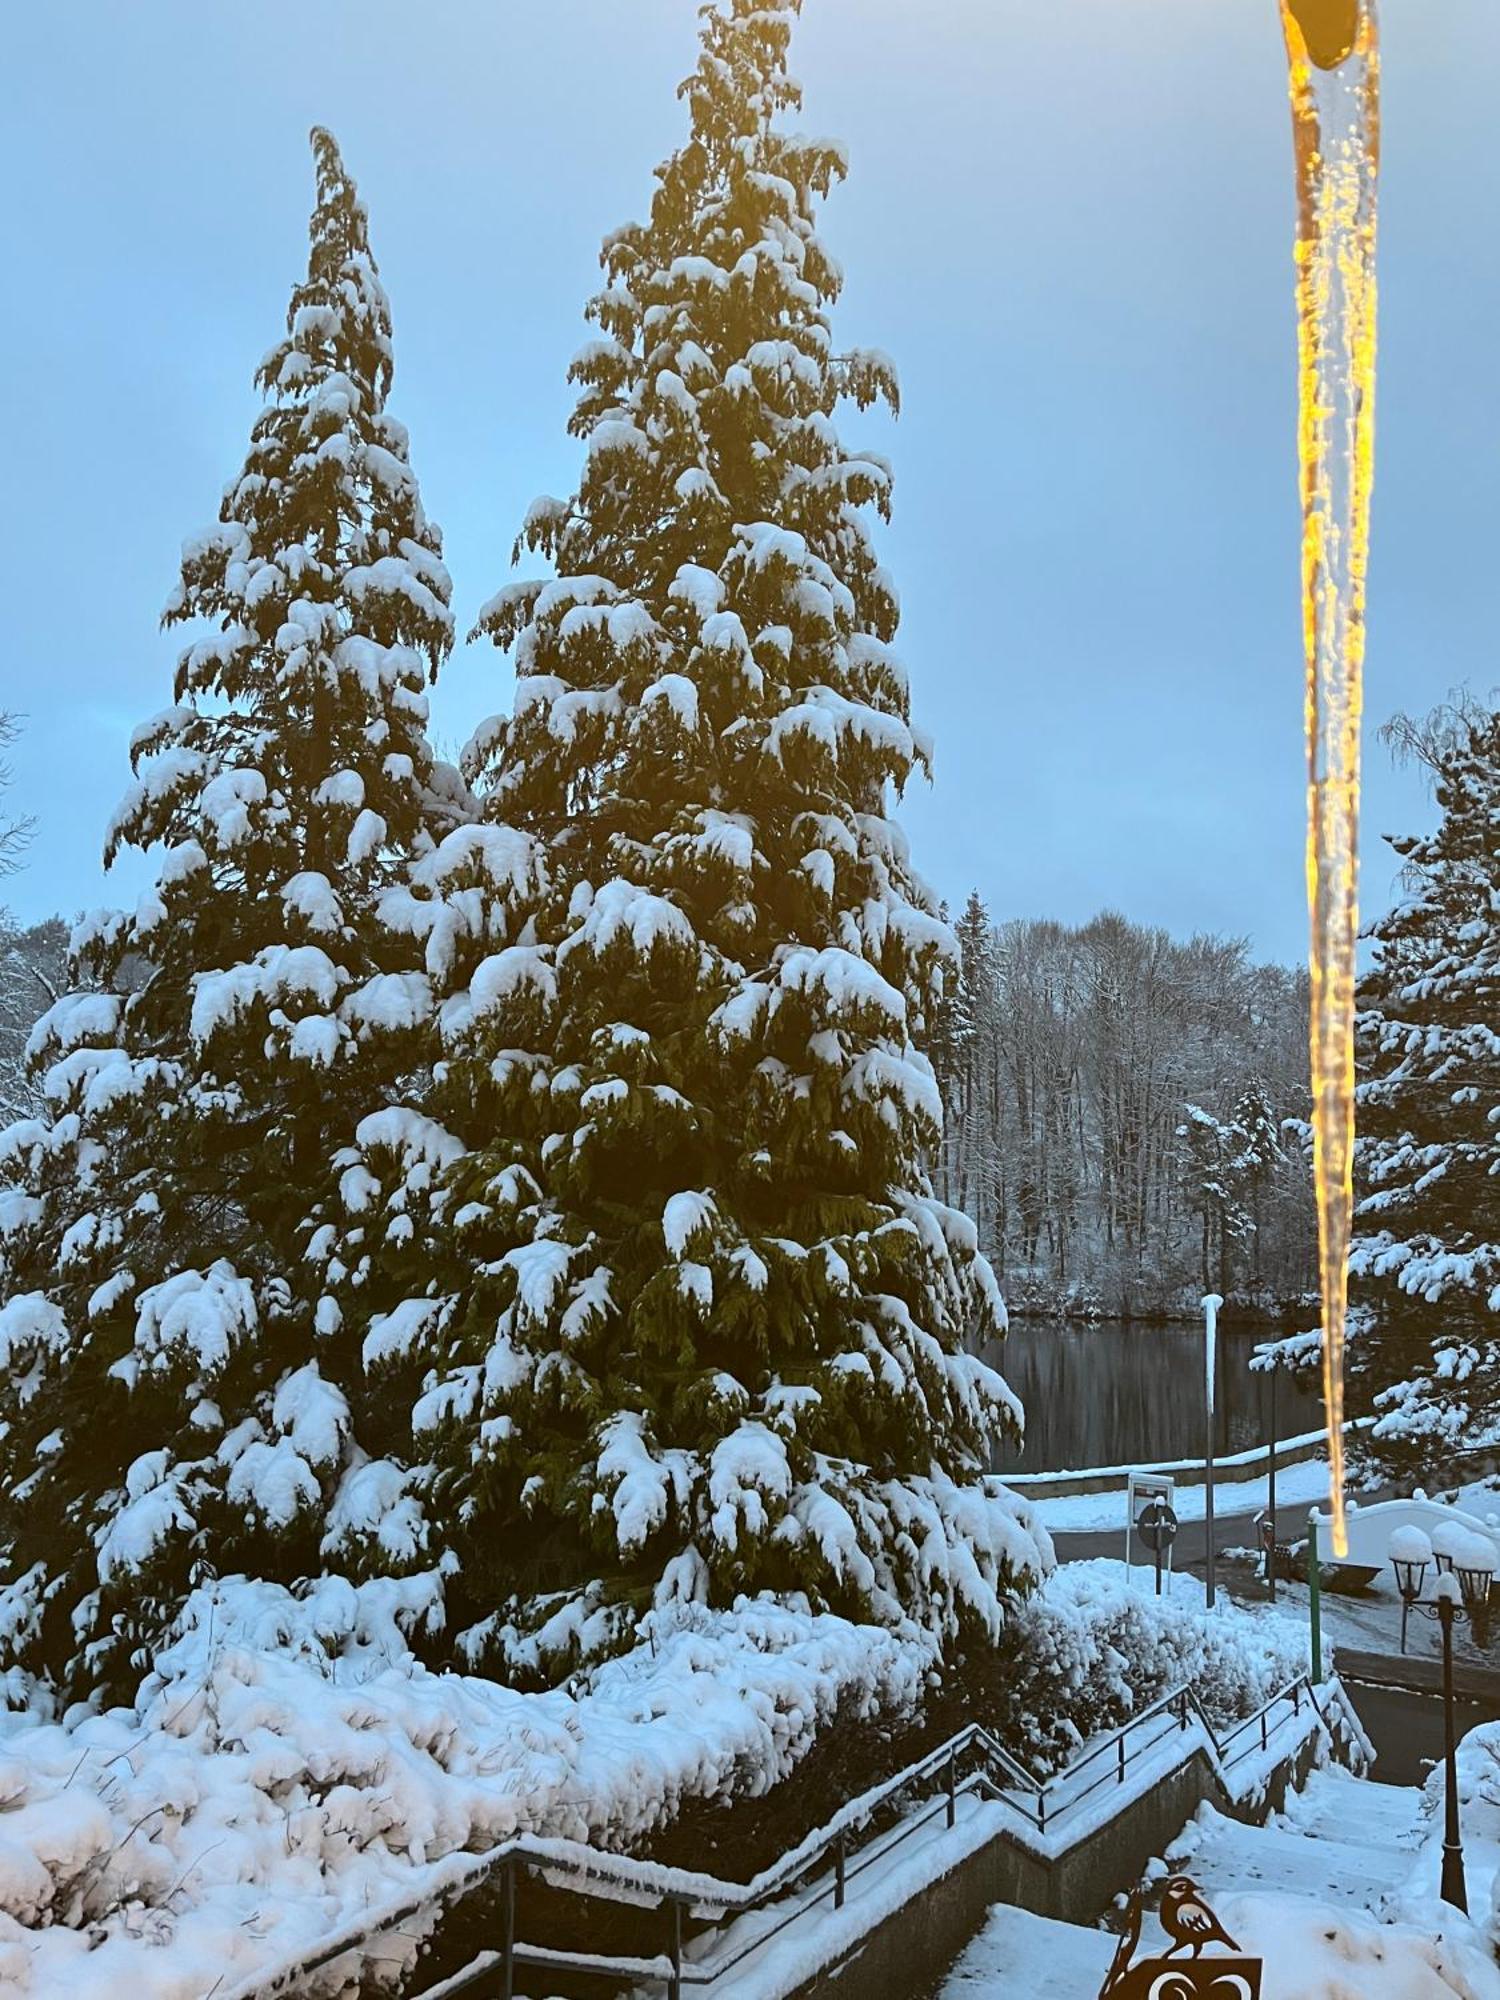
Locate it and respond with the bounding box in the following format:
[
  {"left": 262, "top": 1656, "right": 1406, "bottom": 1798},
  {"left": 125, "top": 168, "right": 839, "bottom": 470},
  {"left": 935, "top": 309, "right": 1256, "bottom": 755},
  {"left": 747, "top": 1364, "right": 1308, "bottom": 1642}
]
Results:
[
  {"left": 940, "top": 1765, "right": 1500, "bottom": 1999},
  {"left": 1153, "top": 1768, "right": 1423, "bottom": 1935}
]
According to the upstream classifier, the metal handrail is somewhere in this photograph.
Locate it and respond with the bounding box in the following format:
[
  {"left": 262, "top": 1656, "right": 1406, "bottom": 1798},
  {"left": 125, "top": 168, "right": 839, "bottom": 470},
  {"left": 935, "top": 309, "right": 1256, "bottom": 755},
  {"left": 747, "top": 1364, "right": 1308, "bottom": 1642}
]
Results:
[{"left": 233, "top": 1666, "right": 1351, "bottom": 2000}]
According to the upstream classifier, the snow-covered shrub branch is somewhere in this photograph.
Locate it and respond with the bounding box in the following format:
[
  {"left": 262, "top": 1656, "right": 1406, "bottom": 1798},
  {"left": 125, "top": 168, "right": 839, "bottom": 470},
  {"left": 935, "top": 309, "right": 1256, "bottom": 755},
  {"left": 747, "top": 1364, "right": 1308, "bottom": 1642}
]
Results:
[{"left": 991, "top": 1561, "right": 1314, "bottom": 1774}]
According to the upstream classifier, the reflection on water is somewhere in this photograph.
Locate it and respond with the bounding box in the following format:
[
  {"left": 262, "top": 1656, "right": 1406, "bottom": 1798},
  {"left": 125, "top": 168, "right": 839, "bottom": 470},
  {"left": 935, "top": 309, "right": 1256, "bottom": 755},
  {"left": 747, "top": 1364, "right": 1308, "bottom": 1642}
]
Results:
[{"left": 981, "top": 1319, "right": 1325, "bottom": 1474}]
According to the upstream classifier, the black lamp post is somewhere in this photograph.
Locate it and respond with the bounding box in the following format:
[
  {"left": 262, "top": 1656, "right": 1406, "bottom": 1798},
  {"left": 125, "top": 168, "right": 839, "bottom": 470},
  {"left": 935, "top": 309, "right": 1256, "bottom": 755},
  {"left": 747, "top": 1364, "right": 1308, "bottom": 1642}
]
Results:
[{"left": 1389, "top": 1529, "right": 1496, "bottom": 1915}]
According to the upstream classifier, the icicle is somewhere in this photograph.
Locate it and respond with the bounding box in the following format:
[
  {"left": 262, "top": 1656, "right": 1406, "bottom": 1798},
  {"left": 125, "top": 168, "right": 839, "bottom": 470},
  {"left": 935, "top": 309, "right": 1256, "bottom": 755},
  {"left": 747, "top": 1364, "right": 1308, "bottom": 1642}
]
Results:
[{"left": 1279, "top": 0, "right": 1380, "bottom": 1560}]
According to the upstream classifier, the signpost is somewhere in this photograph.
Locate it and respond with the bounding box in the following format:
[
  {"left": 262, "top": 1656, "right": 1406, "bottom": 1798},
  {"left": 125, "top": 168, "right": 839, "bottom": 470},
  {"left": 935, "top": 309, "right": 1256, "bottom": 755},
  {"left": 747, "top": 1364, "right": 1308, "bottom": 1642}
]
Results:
[
  {"left": 1138, "top": 1496, "right": 1179, "bottom": 1598},
  {"left": 1126, "top": 1472, "right": 1177, "bottom": 1594},
  {"left": 1257, "top": 1509, "right": 1278, "bottom": 1602}
]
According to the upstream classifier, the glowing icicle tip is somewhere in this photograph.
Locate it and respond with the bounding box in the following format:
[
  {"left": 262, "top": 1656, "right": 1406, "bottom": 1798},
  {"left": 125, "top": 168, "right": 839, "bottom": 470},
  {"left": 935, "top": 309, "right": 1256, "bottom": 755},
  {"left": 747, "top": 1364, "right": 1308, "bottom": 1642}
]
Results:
[
  {"left": 1285, "top": 0, "right": 1360, "bottom": 71},
  {"left": 1279, "top": 0, "right": 1380, "bottom": 1560}
]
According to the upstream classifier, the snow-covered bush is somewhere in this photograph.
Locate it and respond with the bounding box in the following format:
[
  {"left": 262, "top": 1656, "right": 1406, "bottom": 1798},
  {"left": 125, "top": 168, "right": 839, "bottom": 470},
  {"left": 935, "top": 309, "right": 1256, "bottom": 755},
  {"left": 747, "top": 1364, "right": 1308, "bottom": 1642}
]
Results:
[
  {"left": 1223, "top": 1892, "right": 1500, "bottom": 2000},
  {"left": 993, "top": 1561, "right": 1314, "bottom": 1771},
  {"left": 0, "top": 1580, "right": 933, "bottom": 1997}
]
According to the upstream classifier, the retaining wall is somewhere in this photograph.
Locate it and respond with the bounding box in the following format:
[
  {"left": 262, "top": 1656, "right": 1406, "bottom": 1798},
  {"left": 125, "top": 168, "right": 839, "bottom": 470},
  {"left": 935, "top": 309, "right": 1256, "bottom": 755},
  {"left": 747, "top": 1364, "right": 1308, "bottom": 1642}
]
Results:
[{"left": 1004, "top": 1422, "right": 1365, "bottom": 1501}]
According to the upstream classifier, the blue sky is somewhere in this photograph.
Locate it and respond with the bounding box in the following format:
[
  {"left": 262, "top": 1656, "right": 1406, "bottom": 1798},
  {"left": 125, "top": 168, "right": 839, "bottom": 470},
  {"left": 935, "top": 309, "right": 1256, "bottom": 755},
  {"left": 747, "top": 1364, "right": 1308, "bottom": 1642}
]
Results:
[{"left": 2, "top": 0, "right": 1497, "bottom": 962}]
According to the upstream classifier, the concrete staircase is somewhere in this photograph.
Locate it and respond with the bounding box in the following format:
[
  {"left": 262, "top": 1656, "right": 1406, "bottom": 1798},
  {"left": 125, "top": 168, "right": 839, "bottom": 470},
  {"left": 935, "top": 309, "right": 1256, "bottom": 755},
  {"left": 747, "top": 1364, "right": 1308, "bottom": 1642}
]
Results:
[{"left": 939, "top": 1765, "right": 1429, "bottom": 1995}]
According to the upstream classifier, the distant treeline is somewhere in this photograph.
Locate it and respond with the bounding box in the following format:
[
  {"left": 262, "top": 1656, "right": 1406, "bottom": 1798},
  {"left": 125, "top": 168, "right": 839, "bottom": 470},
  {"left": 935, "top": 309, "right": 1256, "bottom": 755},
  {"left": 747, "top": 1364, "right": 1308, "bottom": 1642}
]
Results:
[
  {"left": 931, "top": 899, "right": 1317, "bottom": 1322},
  {"left": 0, "top": 914, "right": 68, "bottom": 1122}
]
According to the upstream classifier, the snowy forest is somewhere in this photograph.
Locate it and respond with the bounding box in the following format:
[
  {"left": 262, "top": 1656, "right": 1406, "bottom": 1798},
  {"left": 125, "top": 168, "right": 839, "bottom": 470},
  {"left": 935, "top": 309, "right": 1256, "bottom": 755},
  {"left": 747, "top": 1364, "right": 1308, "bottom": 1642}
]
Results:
[{"left": 930, "top": 898, "right": 1319, "bottom": 1320}]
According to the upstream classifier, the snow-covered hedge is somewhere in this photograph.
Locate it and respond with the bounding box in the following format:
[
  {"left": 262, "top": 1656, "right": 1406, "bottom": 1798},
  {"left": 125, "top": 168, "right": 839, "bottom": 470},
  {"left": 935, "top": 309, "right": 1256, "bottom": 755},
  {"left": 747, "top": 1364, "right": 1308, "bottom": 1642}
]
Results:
[
  {"left": 995, "top": 1561, "right": 1315, "bottom": 1771},
  {"left": 0, "top": 1577, "right": 932, "bottom": 1997}
]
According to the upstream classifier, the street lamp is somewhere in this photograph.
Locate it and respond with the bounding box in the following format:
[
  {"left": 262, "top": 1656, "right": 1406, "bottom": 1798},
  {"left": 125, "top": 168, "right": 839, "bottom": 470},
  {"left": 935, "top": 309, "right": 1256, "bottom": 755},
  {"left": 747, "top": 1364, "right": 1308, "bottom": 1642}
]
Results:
[
  {"left": 1388, "top": 1524, "right": 1430, "bottom": 1622},
  {"left": 1388, "top": 1526, "right": 1497, "bottom": 1914},
  {"left": 1431, "top": 1518, "right": 1470, "bottom": 1582},
  {"left": 1203, "top": 1293, "right": 1223, "bottom": 1610}
]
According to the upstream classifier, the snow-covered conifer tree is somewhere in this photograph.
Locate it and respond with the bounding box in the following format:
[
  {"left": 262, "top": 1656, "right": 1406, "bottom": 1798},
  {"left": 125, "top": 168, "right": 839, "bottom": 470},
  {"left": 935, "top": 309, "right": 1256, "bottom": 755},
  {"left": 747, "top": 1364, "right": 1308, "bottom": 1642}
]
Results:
[
  {"left": 346, "top": 0, "right": 1044, "bottom": 1683},
  {"left": 0, "top": 130, "right": 458, "bottom": 1697},
  {"left": 1228, "top": 1080, "right": 1284, "bottom": 1299},
  {"left": 1351, "top": 700, "right": 1500, "bottom": 1467},
  {"left": 1179, "top": 1104, "right": 1253, "bottom": 1298}
]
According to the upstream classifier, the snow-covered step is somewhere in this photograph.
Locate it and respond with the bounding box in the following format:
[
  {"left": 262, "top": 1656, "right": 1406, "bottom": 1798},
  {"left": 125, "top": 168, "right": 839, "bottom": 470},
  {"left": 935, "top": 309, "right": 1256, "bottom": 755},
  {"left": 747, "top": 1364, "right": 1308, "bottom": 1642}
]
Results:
[
  {"left": 1277, "top": 1767, "right": 1425, "bottom": 1853},
  {"left": 940, "top": 1905, "right": 1114, "bottom": 1998},
  {"left": 1162, "top": 1804, "right": 1413, "bottom": 1920}
]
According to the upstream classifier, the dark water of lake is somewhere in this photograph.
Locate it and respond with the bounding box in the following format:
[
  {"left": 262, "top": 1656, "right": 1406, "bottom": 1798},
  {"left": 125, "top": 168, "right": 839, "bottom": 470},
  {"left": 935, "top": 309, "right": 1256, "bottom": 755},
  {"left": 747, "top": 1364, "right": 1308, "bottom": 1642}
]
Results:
[{"left": 979, "top": 1318, "right": 1325, "bottom": 1474}]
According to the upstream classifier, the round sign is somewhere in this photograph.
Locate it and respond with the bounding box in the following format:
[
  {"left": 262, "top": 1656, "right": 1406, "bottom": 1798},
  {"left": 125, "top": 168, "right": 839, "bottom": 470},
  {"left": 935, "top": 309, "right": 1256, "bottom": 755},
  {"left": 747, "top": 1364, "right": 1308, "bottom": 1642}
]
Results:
[{"left": 1138, "top": 1499, "right": 1178, "bottom": 1554}]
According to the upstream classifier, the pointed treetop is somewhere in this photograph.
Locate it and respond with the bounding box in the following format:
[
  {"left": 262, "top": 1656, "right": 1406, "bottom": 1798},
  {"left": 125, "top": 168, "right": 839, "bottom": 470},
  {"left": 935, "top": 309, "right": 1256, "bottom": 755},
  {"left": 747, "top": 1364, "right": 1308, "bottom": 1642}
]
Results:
[
  {"left": 0, "top": 122, "right": 459, "bottom": 1701},
  {"left": 107, "top": 125, "right": 454, "bottom": 896},
  {"left": 265, "top": 127, "right": 394, "bottom": 410},
  {"left": 474, "top": 0, "right": 894, "bottom": 640}
]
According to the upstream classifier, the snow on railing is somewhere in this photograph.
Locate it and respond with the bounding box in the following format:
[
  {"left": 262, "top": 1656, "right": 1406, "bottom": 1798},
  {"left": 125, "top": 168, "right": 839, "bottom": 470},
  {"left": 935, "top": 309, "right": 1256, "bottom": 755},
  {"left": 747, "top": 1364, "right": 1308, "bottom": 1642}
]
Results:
[{"left": 229, "top": 1669, "right": 1360, "bottom": 2000}]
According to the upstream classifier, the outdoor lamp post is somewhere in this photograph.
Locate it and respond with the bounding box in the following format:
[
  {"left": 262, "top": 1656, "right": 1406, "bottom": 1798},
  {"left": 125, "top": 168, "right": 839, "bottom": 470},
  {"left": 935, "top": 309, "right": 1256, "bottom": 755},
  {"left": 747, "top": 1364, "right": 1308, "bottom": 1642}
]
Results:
[
  {"left": 1203, "top": 1294, "right": 1223, "bottom": 1610},
  {"left": 1432, "top": 1519, "right": 1469, "bottom": 1581},
  {"left": 1388, "top": 1526, "right": 1433, "bottom": 1656},
  {"left": 1388, "top": 1526, "right": 1497, "bottom": 1914}
]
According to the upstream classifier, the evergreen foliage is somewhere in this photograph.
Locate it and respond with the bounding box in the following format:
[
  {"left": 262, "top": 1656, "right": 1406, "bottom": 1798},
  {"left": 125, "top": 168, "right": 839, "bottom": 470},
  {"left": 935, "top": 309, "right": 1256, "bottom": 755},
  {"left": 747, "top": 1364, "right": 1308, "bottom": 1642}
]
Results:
[
  {"left": 1351, "top": 699, "right": 1500, "bottom": 1466},
  {"left": 1178, "top": 1087, "right": 1284, "bottom": 1299},
  {"left": 339, "top": 0, "right": 1043, "bottom": 1683},
  {"left": 0, "top": 130, "right": 458, "bottom": 1698}
]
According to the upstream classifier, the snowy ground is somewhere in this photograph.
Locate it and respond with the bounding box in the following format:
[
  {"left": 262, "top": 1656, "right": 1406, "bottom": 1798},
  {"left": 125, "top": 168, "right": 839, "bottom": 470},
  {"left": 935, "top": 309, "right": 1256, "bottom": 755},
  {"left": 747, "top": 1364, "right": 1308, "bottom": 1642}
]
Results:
[
  {"left": 944, "top": 1718, "right": 1500, "bottom": 2000},
  {"left": 944, "top": 1893, "right": 1500, "bottom": 2000},
  {"left": 1026, "top": 1455, "right": 1500, "bottom": 1538}
]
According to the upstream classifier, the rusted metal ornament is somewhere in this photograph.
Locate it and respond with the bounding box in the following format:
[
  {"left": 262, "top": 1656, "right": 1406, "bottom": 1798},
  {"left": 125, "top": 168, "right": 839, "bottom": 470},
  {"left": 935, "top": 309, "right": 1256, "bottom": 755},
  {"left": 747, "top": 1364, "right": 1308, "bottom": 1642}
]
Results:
[
  {"left": 1099, "top": 1882, "right": 1265, "bottom": 2000},
  {"left": 1108, "top": 1963, "right": 1264, "bottom": 1999}
]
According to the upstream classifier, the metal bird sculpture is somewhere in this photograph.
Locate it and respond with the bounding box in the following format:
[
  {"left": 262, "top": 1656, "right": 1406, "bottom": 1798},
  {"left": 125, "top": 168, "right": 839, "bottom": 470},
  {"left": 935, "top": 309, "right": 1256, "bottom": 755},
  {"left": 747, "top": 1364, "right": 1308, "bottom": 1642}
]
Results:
[
  {"left": 1097, "top": 1880, "right": 1261, "bottom": 1999},
  {"left": 1159, "top": 1877, "right": 1242, "bottom": 1959}
]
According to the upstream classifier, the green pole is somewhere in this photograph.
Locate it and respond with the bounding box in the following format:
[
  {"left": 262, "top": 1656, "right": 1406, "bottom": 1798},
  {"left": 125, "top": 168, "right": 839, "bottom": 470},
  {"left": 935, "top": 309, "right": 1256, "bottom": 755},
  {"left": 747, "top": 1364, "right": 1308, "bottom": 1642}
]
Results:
[{"left": 1308, "top": 1505, "right": 1324, "bottom": 1683}]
